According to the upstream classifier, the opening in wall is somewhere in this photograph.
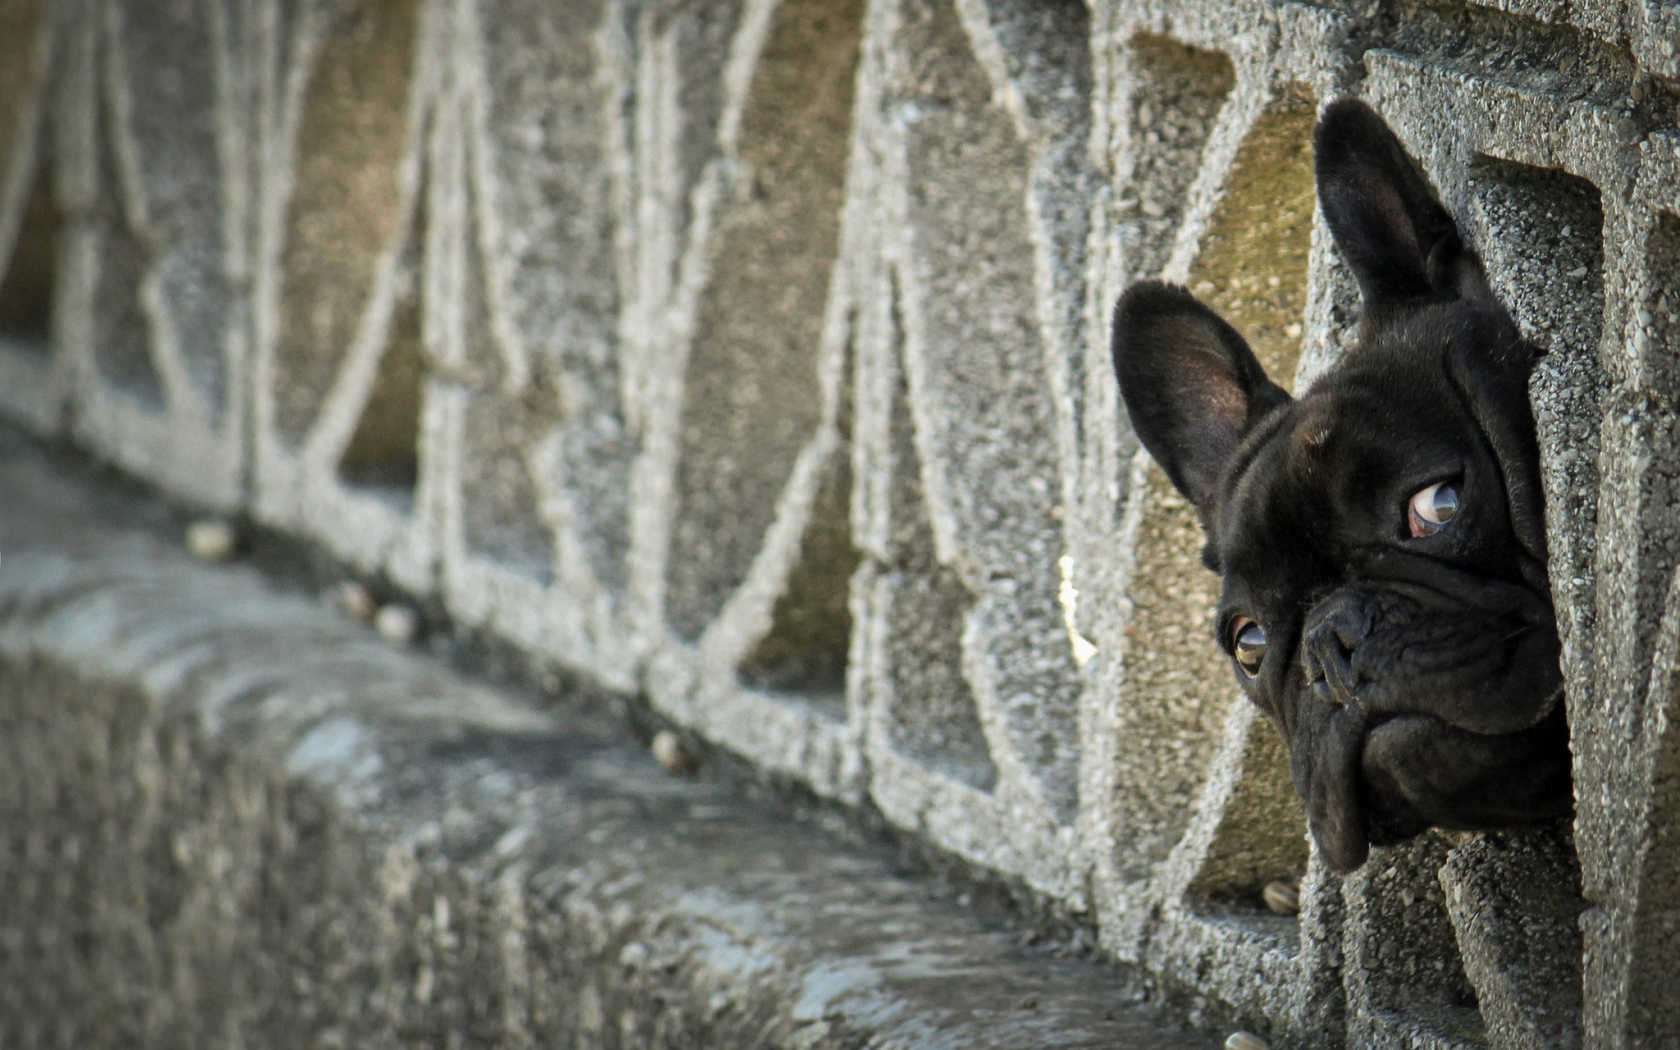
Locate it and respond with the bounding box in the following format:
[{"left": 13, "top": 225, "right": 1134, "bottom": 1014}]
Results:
[
  {"left": 0, "top": 155, "right": 55, "bottom": 353},
  {"left": 336, "top": 255, "right": 422, "bottom": 505},
  {"left": 738, "top": 429, "right": 860, "bottom": 720},
  {"left": 663, "top": 0, "right": 864, "bottom": 643},
  {"left": 1111, "top": 88, "right": 1315, "bottom": 887},
  {"left": 274, "top": 0, "right": 420, "bottom": 447},
  {"left": 1186, "top": 87, "right": 1315, "bottom": 381}
]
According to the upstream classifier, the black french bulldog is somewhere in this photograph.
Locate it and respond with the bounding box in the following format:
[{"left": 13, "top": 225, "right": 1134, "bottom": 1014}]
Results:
[{"left": 1111, "top": 98, "right": 1572, "bottom": 872}]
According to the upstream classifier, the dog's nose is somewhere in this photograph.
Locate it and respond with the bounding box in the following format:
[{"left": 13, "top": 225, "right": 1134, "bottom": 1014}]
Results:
[{"left": 1303, "top": 600, "right": 1372, "bottom": 708}]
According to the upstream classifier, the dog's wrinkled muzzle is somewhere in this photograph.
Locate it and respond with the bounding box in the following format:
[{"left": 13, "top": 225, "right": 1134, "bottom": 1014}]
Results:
[
  {"left": 1292, "top": 701, "right": 1572, "bottom": 873},
  {"left": 1301, "top": 569, "right": 1564, "bottom": 735},
  {"left": 1291, "top": 567, "right": 1570, "bottom": 872}
]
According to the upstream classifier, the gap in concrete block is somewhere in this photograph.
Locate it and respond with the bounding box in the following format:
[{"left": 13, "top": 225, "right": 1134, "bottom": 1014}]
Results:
[
  {"left": 92, "top": 93, "right": 163, "bottom": 411},
  {"left": 1186, "top": 719, "right": 1309, "bottom": 915},
  {"left": 0, "top": 154, "right": 56, "bottom": 354},
  {"left": 663, "top": 0, "right": 864, "bottom": 642},
  {"left": 1183, "top": 93, "right": 1314, "bottom": 906},
  {"left": 1186, "top": 88, "right": 1315, "bottom": 384},
  {"left": 1124, "top": 34, "right": 1234, "bottom": 280},
  {"left": 336, "top": 187, "right": 424, "bottom": 509},
  {"left": 738, "top": 315, "right": 861, "bottom": 720},
  {"left": 1109, "top": 93, "right": 1315, "bottom": 884},
  {"left": 274, "top": 0, "right": 419, "bottom": 447},
  {"left": 738, "top": 440, "right": 859, "bottom": 722}
]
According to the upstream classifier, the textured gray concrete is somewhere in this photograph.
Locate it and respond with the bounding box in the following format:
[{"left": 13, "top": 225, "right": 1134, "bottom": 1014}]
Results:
[
  {"left": 2, "top": 0, "right": 1678, "bottom": 1045},
  {"left": 0, "top": 431, "right": 1214, "bottom": 1050}
]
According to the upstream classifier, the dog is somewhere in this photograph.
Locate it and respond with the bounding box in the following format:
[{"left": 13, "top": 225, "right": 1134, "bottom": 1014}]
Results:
[{"left": 1111, "top": 99, "right": 1572, "bottom": 872}]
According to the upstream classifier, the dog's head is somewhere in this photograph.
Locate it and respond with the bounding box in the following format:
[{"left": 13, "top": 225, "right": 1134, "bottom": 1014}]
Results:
[{"left": 1111, "top": 99, "right": 1572, "bottom": 872}]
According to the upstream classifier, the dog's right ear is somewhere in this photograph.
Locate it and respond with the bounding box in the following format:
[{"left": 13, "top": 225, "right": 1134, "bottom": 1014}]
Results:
[
  {"left": 1112, "top": 281, "right": 1291, "bottom": 518},
  {"left": 1314, "top": 98, "right": 1492, "bottom": 313}
]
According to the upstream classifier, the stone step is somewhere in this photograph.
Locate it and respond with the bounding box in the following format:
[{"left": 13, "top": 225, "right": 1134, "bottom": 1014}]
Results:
[{"left": 0, "top": 429, "right": 1215, "bottom": 1050}]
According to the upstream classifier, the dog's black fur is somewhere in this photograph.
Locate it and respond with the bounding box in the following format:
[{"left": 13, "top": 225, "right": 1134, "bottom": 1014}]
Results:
[{"left": 1111, "top": 99, "right": 1571, "bottom": 872}]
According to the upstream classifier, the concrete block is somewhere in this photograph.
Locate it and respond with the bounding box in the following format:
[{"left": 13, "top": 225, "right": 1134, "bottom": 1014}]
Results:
[
  {"left": 1440, "top": 828, "right": 1585, "bottom": 1050},
  {"left": 6, "top": 0, "right": 1680, "bottom": 1042},
  {"left": 1344, "top": 837, "right": 1486, "bottom": 1050}
]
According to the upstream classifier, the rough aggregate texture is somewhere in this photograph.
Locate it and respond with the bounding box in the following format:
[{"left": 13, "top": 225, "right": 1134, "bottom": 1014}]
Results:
[{"left": 0, "top": 0, "right": 1677, "bottom": 1044}]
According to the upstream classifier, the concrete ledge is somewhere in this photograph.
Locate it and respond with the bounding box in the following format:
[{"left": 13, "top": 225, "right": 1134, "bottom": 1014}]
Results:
[{"left": 0, "top": 433, "right": 1212, "bottom": 1049}]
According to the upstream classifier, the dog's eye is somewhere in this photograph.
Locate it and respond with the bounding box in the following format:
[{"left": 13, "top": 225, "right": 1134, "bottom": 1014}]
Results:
[
  {"left": 1407, "top": 482, "right": 1459, "bottom": 538},
  {"left": 1231, "top": 617, "right": 1267, "bottom": 678}
]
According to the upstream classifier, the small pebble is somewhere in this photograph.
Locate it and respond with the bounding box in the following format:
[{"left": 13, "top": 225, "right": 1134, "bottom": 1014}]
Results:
[
  {"left": 1263, "top": 878, "right": 1300, "bottom": 915},
  {"left": 1225, "top": 1033, "right": 1270, "bottom": 1050},
  {"left": 374, "top": 603, "right": 419, "bottom": 645},
  {"left": 336, "top": 581, "right": 378, "bottom": 621},
  {"left": 651, "top": 730, "right": 695, "bottom": 776},
  {"left": 186, "top": 518, "right": 236, "bottom": 562}
]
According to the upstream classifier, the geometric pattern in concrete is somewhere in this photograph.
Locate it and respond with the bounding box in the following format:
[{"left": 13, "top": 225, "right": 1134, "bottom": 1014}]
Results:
[{"left": 3, "top": 0, "right": 1679, "bottom": 1045}]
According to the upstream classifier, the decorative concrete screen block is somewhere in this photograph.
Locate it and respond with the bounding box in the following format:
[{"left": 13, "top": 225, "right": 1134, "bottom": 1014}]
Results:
[
  {"left": 631, "top": 0, "right": 871, "bottom": 798},
  {"left": 465, "top": 0, "right": 631, "bottom": 602},
  {"left": 664, "top": 0, "right": 863, "bottom": 643},
  {"left": 0, "top": 1, "right": 248, "bottom": 508},
  {"left": 255, "top": 0, "right": 436, "bottom": 587},
  {"left": 1344, "top": 837, "right": 1486, "bottom": 1050},
  {"left": 15, "top": 0, "right": 1680, "bottom": 1045},
  {"left": 1440, "top": 829, "right": 1586, "bottom": 1050}
]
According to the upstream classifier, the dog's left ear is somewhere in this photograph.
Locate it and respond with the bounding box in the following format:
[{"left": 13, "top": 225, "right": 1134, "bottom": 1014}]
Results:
[
  {"left": 1315, "top": 99, "right": 1495, "bottom": 316},
  {"left": 1112, "top": 281, "right": 1291, "bottom": 521}
]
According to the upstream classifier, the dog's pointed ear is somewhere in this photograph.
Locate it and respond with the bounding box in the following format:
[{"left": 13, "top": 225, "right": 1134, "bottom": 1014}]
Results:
[
  {"left": 1315, "top": 99, "right": 1491, "bottom": 311},
  {"left": 1112, "top": 281, "right": 1291, "bottom": 517}
]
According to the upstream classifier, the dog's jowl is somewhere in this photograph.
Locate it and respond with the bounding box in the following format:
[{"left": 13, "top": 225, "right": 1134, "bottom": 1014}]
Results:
[{"left": 1112, "top": 98, "right": 1571, "bottom": 872}]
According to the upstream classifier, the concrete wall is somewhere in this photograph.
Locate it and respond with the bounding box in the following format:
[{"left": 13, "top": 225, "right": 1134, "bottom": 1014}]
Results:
[{"left": 1, "top": 0, "right": 1677, "bottom": 1045}]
